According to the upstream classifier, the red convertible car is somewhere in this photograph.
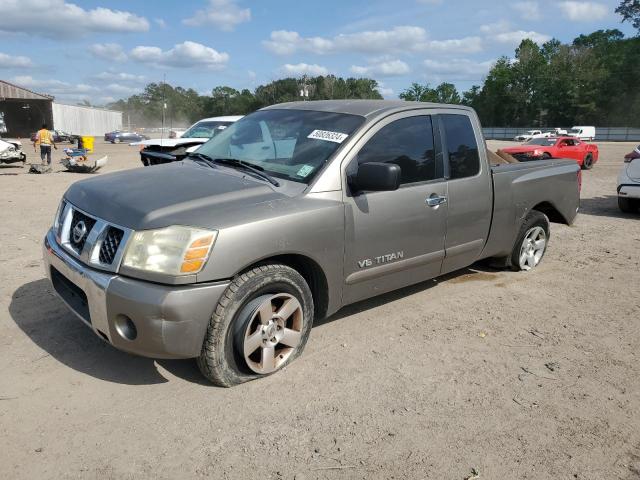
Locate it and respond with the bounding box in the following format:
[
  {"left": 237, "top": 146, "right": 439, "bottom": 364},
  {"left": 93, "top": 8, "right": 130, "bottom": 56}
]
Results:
[{"left": 502, "top": 136, "right": 599, "bottom": 170}]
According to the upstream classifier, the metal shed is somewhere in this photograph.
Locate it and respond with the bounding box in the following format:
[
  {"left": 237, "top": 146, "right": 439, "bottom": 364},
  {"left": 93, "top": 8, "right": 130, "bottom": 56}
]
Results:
[
  {"left": 52, "top": 103, "right": 122, "bottom": 136},
  {"left": 0, "top": 79, "right": 54, "bottom": 138}
]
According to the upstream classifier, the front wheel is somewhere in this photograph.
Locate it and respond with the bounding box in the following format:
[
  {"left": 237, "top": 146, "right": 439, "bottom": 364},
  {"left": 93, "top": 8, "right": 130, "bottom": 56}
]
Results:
[
  {"left": 582, "top": 154, "right": 594, "bottom": 170},
  {"left": 198, "top": 264, "right": 314, "bottom": 387},
  {"left": 509, "top": 210, "right": 550, "bottom": 271}
]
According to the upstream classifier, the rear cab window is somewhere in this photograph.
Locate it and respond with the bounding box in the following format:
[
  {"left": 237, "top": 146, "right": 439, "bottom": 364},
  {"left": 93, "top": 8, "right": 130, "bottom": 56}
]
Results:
[{"left": 440, "top": 114, "right": 480, "bottom": 179}]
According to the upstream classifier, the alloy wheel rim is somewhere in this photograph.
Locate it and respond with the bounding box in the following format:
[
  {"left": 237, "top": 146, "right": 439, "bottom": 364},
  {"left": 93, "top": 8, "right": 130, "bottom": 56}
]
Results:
[
  {"left": 242, "top": 293, "right": 303, "bottom": 374},
  {"left": 519, "top": 226, "right": 546, "bottom": 270}
]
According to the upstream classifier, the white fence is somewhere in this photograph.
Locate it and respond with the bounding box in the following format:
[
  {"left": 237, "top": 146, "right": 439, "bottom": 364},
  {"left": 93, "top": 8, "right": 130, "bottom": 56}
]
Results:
[
  {"left": 483, "top": 127, "right": 640, "bottom": 142},
  {"left": 52, "top": 103, "right": 122, "bottom": 136}
]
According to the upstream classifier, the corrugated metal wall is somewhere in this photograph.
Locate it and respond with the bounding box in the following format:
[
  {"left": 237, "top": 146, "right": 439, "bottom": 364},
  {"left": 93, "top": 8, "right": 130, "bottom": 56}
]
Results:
[{"left": 52, "top": 103, "right": 122, "bottom": 136}]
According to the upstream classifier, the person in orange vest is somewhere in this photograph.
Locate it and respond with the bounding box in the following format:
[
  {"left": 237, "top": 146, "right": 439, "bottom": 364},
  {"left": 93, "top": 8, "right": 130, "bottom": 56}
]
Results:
[{"left": 34, "top": 123, "right": 57, "bottom": 166}]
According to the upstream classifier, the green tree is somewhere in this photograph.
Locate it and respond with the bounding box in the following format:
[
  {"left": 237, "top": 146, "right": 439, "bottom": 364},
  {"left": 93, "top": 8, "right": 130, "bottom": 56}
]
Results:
[
  {"left": 433, "top": 83, "right": 461, "bottom": 104},
  {"left": 616, "top": 0, "right": 640, "bottom": 31},
  {"left": 399, "top": 83, "right": 432, "bottom": 101}
]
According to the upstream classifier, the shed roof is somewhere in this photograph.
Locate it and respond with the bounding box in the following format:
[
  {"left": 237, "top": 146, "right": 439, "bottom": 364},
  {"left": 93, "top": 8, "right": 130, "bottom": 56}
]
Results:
[{"left": 0, "top": 79, "right": 54, "bottom": 100}]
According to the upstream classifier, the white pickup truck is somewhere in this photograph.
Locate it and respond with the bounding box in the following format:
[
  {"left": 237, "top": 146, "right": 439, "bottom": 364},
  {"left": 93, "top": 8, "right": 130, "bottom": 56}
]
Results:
[
  {"left": 134, "top": 115, "right": 242, "bottom": 166},
  {"left": 514, "top": 130, "right": 549, "bottom": 142}
]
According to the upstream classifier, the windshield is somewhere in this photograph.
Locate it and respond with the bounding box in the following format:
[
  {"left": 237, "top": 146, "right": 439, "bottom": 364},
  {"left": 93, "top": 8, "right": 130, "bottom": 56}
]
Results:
[
  {"left": 526, "top": 138, "right": 557, "bottom": 145},
  {"left": 569, "top": 128, "right": 581, "bottom": 134},
  {"left": 182, "top": 121, "right": 234, "bottom": 139},
  {"left": 195, "top": 109, "right": 364, "bottom": 184}
]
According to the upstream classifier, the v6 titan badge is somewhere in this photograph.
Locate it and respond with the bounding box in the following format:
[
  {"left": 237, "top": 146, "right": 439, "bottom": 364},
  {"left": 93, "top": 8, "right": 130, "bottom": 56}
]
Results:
[{"left": 358, "top": 251, "right": 404, "bottom": 269}]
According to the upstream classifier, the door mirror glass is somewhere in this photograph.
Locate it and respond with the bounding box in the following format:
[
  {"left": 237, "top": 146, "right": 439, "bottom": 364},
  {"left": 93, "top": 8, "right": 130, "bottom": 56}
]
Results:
[{"left": 349, "top": 162, "right": 401, "bottom": 192}]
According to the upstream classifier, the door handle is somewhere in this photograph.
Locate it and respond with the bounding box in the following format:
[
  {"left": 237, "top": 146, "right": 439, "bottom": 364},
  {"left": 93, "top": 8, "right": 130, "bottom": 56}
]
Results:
[{"left": 426, "top": 195, "right": 447, "bottom": 207}]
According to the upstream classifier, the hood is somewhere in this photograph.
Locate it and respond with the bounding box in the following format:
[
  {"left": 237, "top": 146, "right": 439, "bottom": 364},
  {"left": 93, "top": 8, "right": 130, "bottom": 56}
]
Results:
[
  {"left": 64, "top": 161, "right": 292, "bottom": 230},
  {"left": 130, "top": 137, "right": 209, "bottom": 147}
]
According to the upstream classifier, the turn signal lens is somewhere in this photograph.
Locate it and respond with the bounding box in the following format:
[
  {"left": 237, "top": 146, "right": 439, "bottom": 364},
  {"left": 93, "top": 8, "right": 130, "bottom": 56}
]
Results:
[
  {"left": 184, "top": 247, "right": 210, "bottom": 260},
  {"left": 179, "top": 235, "right": 216, "bottom": 273},
  {"left": 190, "top": 235, "right": 214, "bottom": 248},
  {"left": 181, "top": 259, "right": 204, "bottom": 273}
]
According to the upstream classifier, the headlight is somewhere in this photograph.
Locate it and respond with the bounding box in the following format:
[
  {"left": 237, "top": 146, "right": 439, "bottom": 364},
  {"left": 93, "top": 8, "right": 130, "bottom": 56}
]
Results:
[
  {"left": 53, "top": 200, "right": 66, "bottom": 232},
  {"left": 122, "top": 226, "right": 217, "bottom": 276}
]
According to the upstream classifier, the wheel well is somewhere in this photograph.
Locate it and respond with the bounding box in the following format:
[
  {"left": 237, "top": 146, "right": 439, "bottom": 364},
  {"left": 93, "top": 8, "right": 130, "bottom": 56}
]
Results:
[
  {"left": 240, "top": 254, "right": 329, "bottom": 320},
  {"left": 532, "top": 201, "right": 567, "bottom": 224}
]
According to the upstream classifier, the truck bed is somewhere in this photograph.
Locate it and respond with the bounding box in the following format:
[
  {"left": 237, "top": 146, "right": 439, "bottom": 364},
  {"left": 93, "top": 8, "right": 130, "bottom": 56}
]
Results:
[{"left": 480, "top": 159, "right": 581, "bottom": 260}]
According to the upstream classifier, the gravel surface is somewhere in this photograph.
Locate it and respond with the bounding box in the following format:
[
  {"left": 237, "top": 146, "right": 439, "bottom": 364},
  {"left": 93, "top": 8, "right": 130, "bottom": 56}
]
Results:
[{"left": 1, "top": 139, "right": 639, "bottom": 480}]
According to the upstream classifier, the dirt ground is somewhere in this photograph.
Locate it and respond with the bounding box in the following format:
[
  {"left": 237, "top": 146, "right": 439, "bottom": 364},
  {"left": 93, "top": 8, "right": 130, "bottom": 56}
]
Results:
[{"left": 1, "top": 138, "right": 639, "bottom": 480}]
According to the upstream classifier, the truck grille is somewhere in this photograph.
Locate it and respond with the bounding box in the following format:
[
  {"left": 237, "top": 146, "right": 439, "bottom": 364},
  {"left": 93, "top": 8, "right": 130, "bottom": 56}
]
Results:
[
  {"left": 99, "top": 227, "right": 124, "bottom": 265},
  {"left": 69, "top": 210, "right": 96, "bottom": 253},
  {"left": 58, "top": 201, "right": 132, "bottom": 273}
]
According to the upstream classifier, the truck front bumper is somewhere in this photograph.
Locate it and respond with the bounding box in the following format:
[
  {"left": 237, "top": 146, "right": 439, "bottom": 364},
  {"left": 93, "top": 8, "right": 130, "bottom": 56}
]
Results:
[{"left": 43, "top": 229, "right": 229, "bottom": 359}]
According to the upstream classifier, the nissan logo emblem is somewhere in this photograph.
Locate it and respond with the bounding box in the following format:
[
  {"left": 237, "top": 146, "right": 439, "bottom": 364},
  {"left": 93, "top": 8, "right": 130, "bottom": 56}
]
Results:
[{"left": 72, "top": 220, "right": 88, "bottom": 244}]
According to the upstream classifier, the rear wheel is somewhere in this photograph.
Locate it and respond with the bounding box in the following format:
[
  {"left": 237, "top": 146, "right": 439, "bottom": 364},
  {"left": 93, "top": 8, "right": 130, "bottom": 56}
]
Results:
[
  {"left": 509, "top": 210, "right": 550, "bottom": 271},
  {"left": 198, "top": 264, "right": 314, "bottom": 387},
  {"left": 618, "top": 197, "right": 638, "bottom": 213},
  {"left": 541, "top": 152, "right": 551, "bottom": 160},
  {"left": 582, "top": 154, "right": 594, "bottom": 170}
]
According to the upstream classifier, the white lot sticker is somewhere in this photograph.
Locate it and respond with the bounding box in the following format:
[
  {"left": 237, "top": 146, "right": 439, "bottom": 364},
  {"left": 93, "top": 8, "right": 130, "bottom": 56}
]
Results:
[
  {"left": 307, "top": 129, "right": 349, "bottom": 143},
  {"left": 296, "top": 164, "right": 314, "bottom": 177}
]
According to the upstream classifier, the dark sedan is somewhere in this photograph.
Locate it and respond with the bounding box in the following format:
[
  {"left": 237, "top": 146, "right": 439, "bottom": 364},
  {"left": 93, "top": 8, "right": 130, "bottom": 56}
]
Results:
[
  {"left": 30, "top": 130, "right": 78, "bottom": 143},
  {"left": 109, "top": 131, "right": 149, "bottom": 144}
]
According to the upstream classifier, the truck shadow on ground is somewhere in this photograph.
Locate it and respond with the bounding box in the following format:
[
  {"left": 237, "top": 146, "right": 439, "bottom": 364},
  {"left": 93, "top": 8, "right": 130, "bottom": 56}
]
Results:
[
  {"left": 9, "top": 278, "right": 211, "bottom": 386},
  {"left": 579, "top": 195, "right": 638, "bottom": 218},
  {"left": 10, "top": 266, "right": 500, "bottom": 386},
  {"left": 317, "top": 264, "right": 499, "bottom": 326}
]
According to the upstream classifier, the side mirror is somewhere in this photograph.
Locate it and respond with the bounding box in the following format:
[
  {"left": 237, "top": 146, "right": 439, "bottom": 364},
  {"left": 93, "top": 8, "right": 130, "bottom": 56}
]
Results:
[{"left": 349, "top": 162, "right": 401, "bottom": 193}]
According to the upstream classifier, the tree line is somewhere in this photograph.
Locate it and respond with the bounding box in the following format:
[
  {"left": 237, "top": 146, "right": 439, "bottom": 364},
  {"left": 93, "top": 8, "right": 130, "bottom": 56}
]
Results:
[
  {"left": 401, "top": 29, "right": 640, "bottom": 127},
  {"left": 107, "top": 77, "right": 382, "bottom": 128}
]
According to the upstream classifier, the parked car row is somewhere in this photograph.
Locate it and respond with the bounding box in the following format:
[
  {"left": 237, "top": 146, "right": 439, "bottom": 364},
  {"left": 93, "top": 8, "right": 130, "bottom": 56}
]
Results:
[{"left": 514, "top": 126, "right": 595, "bottom": 142}]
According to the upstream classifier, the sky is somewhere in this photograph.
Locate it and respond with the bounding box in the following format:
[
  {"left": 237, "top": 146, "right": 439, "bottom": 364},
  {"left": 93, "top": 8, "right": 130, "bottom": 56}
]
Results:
[{"left": 0, "top": 0, "right": 635, "bottom": 105}]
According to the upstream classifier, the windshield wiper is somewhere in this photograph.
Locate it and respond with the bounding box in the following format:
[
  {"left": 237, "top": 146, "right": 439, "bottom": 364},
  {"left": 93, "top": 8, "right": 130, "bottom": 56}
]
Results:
[
  {"left": 187, "top": 153, "right": 280, "bottom": 187},
  {"left": 212, "top": 158, "right": 280, "bottom": 187},
  {"left": 187, "top": 152, "right": 216, "bottom": 164}
]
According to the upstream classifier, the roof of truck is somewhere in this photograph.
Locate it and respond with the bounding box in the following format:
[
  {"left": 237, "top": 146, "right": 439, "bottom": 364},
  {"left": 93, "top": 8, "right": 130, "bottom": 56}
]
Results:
[{"left": 261, "top": 100, "right": 474, "bottom": 118}]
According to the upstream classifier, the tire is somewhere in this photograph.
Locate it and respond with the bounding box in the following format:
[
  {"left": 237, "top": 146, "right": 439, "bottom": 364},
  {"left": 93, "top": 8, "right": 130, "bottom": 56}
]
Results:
[
  {"left": 508, "top": 210, "right": 550, "bottom": 272},
  {"left": 114, "top": 138, "right": 121, "bottom": 144},
  {"left": 197, "top": 264, "right": 314, "bottom": 387},
  {"left": 618, "top": 197, "right": 637, "bottom": 213},
  {"left": 541, "top": 152, "right": 551, "bottom": 160},
  {"left": 582, "top": 154, "right": 593, "bottom": 170}
]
